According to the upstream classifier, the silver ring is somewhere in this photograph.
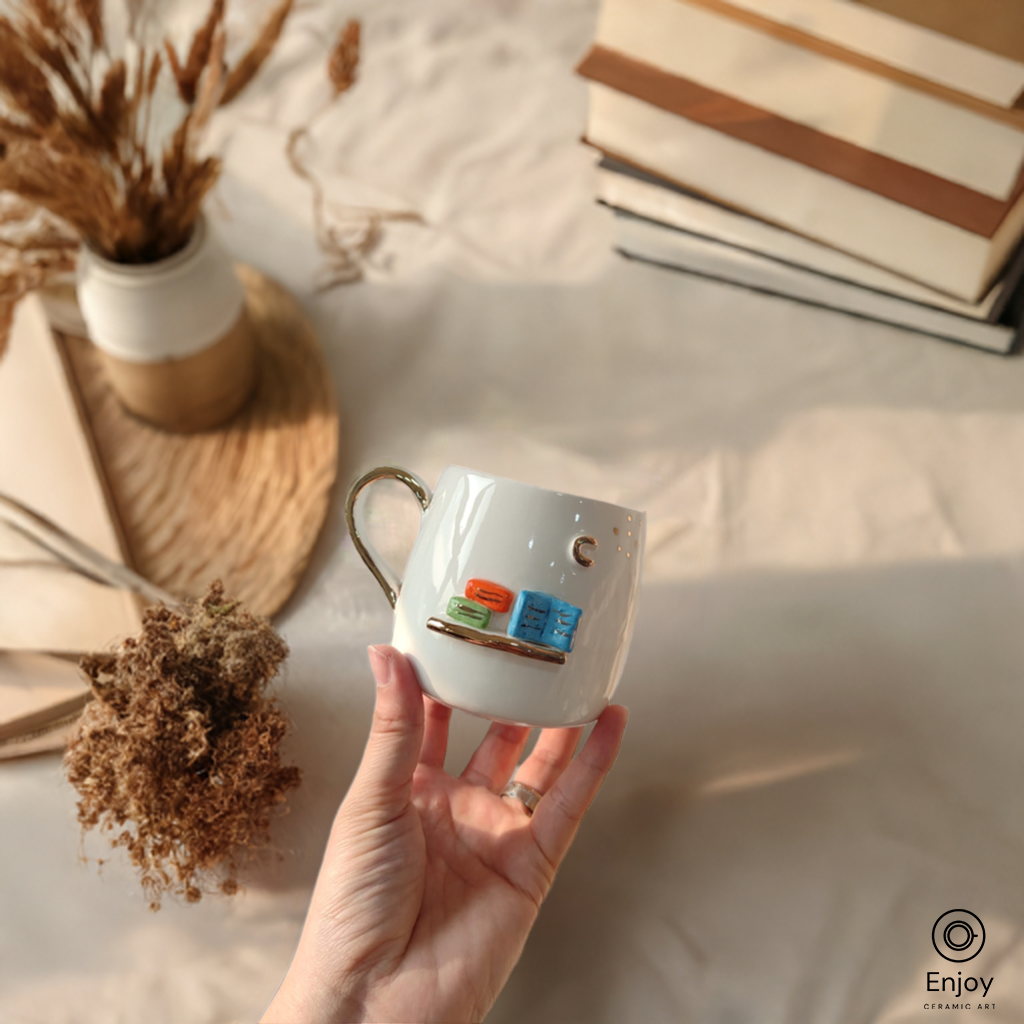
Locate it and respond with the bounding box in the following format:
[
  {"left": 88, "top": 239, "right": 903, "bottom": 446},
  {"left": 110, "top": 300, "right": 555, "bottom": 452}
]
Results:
[{"left": 501, "top": 780, "right": 543, "bottom": 815}]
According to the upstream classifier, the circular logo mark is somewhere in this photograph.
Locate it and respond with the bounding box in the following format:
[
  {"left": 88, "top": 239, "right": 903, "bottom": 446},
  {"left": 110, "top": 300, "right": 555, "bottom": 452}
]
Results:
[{"left": 932, "top": 909, "right": 985, "bottom": 963}]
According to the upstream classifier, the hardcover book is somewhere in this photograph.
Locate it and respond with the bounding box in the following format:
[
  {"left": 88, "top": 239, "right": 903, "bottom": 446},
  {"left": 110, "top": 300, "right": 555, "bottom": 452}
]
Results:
[
  {"left": 596, "top": 159, "right": 1024, "bottom": 327},
  {"left": 611, "top": 208, "right": 1018, "bottom": 353},
  {"left": 855, "top": 0, "right": 1024, "bottom": 66},
  {"left": 582, "top": 79, "right": 1024, "bottom": 301},
  {"left": 589, "top": 0, "right": 1024, "bottom": 197},
  {"left": 687, "top": 0, "right": 1024, "bottom": 107}
]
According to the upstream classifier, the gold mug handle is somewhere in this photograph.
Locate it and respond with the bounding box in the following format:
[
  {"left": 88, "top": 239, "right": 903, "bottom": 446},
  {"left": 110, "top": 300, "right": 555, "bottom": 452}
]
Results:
[{"left": 345, "top": 466, "right": 432, "bottom": 609}]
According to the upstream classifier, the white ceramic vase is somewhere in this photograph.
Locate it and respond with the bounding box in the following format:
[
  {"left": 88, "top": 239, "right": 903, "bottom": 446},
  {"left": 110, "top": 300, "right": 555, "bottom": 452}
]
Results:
[{"left": 76, "top": 215, "right": 257, "bottom": 433}]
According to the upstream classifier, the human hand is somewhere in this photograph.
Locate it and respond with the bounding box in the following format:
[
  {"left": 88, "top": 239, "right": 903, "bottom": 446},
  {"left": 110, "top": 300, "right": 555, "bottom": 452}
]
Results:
[{"left": 261, "top": 645, "right": 628, "bottom": 1024}]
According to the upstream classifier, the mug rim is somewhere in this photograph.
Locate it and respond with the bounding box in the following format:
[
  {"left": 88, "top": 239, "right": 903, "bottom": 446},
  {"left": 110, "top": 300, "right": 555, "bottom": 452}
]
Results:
[{"left": 438, "top": 464, "right": 646, "bottom": 519}]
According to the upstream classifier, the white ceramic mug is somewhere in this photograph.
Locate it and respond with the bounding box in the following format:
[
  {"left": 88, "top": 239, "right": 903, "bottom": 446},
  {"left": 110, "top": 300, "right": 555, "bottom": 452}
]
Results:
[{"left": 346, "top": 465, "right": 645, "bottom": 727}]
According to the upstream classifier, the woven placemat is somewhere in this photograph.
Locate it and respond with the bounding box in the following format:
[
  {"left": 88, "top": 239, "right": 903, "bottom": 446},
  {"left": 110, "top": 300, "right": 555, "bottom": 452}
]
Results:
[{"left": 54, "top": 265, "right": 339, "bottom": 618}]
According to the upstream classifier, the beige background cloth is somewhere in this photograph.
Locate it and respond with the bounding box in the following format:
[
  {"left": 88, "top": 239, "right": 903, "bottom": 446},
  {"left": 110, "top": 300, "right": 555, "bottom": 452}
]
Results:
[{"left": 3, "top": 1, "right": 1024, "bottom": 1020}]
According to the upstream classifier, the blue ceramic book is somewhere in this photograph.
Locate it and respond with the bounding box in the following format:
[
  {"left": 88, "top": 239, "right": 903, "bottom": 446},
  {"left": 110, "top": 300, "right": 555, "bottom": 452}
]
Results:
[{"left": 508, "top": 590, "right": 583, "bottom": 652}]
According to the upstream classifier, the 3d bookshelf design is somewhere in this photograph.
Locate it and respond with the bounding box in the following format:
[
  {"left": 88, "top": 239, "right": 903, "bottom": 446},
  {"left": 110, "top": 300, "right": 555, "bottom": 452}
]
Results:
[{"left": 427, "top": 577, "right": 585, "bottom": 665}]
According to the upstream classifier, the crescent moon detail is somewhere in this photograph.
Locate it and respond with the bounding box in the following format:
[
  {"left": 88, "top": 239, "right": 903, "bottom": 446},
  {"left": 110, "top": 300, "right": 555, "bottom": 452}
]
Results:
[{"left": 572, "top": 535, "right": 598, "bottom": 567}]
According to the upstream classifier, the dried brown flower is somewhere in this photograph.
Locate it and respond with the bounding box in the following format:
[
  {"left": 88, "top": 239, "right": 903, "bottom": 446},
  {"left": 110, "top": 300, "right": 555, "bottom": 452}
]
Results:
[{"left": 64, "top": 581, "right": 302, "bottom": 910}]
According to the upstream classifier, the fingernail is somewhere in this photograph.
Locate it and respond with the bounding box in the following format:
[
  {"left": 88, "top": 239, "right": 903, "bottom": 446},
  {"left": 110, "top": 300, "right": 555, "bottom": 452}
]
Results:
[{"left": 367, "top": 645, "right": 391, "bottom": 686}]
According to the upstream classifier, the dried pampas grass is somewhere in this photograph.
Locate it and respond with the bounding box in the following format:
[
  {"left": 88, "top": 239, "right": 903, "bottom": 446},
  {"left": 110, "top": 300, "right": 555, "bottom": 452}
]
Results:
[
  {"left": 220, "top": 0, "right": 294, "bottom": 106},
  {"left": 0, "top": 0, "right": 295, "bottom": 267}
]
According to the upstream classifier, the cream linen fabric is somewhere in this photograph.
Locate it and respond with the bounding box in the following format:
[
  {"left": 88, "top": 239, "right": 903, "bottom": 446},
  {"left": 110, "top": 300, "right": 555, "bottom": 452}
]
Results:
[{"left": 3, "top": 1, "right": 1024, "bottom": 1021}]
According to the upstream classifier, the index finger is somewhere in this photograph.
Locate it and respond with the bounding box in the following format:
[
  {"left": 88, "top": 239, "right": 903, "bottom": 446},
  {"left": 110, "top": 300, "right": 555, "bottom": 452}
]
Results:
[{"left": 529, "top": 705, "right": 628, "bottom": 869}]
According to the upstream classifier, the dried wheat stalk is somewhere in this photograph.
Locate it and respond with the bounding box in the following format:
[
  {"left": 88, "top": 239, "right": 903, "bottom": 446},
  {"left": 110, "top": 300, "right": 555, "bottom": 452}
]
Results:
[
  {"left": 0, "top": 0, "right": 294, "bottom": 266},
  {"left": 0, "top": 195, "right": 77, "bottom": 357},
  {"left": 287, "top": 20, "right": 421, "bottom": 289},
  {"left": 0, "top": 0, "right": 295, "bottom": 356}
]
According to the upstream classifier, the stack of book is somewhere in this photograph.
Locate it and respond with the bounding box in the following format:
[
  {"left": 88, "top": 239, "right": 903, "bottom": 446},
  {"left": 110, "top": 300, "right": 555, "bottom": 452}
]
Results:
[{"left": 577, "top": 0, "right": 1024, "bottom": 352}]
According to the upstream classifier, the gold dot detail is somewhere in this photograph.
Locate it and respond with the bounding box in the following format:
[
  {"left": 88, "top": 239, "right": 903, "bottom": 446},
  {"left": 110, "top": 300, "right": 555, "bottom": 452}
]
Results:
[
  {"left": 626, "top": 551, "right": 631, "bottom": 558},
  {"left": 627, "top": 515, "right": 633, "bottom": 522},
  {"left": 627, "top": 530, "right": 632, "bottom": 537},
  {"left": 617, "top": 545, "right": 622, "bottom": 552},
  {"left": 613, "top": 527, "right": 619, "bottom": 535}
]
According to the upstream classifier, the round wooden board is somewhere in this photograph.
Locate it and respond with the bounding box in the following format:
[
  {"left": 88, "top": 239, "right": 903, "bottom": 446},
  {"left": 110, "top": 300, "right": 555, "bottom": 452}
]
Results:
[{"left": 55, "top": 265, "right": 338, "bottom": 618}]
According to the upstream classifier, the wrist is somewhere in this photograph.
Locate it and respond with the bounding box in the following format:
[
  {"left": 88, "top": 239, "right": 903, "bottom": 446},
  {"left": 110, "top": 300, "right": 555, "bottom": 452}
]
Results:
[
  {"left": 262, "top": 990, "right": 366, "bottom": 1024},
  {"left": 260, "top": 962, "right": 369, "bottom": 1024}
]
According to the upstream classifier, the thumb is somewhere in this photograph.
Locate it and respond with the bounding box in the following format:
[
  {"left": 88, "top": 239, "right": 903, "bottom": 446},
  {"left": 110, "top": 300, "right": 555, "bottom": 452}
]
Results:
[{"left": 347, "top": 645, "right": 425, "bottom": 818}]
